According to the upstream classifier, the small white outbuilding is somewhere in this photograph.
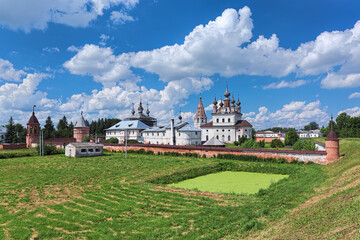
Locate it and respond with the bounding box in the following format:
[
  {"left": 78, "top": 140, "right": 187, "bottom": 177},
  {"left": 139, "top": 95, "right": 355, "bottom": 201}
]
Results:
[{"left": 65, "top": 142, "right": 103, "bottom": 158}]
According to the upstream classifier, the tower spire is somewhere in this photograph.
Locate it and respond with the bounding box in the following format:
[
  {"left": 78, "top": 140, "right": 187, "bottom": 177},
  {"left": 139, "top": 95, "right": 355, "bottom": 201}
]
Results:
[{"left": 194, "top": 95, "right": 207, "bottom": 129}]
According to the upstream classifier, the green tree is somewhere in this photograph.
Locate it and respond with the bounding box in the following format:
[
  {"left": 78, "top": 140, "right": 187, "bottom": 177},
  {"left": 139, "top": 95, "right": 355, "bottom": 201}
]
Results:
[
  {"left": 285, "top": 129, "right": 299, "bottom": 146},
  {"left": 14, "top": 123, "right": 26, "bottom": 143},
  {"left": 271, "top": 139, "right": 284, "bottom": 148},
  {"left": 43, "top": 116, "right": 55, "bottom": 139},
  {"left": 5, "top": 117, "right": 16, "bottom": 143},
  {"left": 304, "top": 121, "right": 319, "bottom": 130},
  {"left": 56, "top": 116, "right": 69, "bottom": 138}
]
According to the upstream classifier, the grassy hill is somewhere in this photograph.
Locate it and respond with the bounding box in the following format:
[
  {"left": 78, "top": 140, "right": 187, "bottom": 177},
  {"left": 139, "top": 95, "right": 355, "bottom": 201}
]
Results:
[{"left": 0, "top": 139, "right": 359, "bottom": 239}]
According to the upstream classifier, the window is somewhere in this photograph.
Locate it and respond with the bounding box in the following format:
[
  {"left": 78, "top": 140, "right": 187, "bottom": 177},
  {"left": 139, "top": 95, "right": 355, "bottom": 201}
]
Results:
[
  {"left": 222, "top": 118, "right": 225, "bottom": 123},
  {"left": 81, "top": 149, "right": 86, "bottom": 153},
  {"left": 30, "top": 126, "right": 33, "bottom": 134},
  {"left": 222, "top": 129, "right": 224, "bottom": 132},
  {"left": 157, "top": 133, "right": 159, "bottom": 136},
  {"left": 222, "top": 135, "right": 225, "bottom": 141},
  {"left": 206, "top": 130, "right": 208, "bottom": 132},
  {"left": 163, "top": 133, "right": 165, "bottom": 136},
  {"left": 179, "top": 133, "right": 181, "bottom": 136},
  {"left": 228, "top": 118, "right": 230, "bottom": 123},
  {"left": 216, "top": 119, "right": 219, "bottom": 123},
  {"left": 95, "top": 148, "right": 100, "bottom": 152},
  {"left": 34, "top": 126, "right": 37, "bottom": 134},
  {"left": 228, "top": 135, "right": 231, "bottom": 141},
  {"left": 152, "top": 133, "right": 154, "bottom": 136},
  {"left": 195, "top": 132, "right": 197, "bottom": 135},
  {"left": 88, "top": 148, "right": 94, "bottom": 152},
  {"left": 216, "top": 136, "right": 219, "bottom": 139},
  {"left": 228, "top": 129, "right": 230, "bottom": 132},
  {"left": 206, "top": 135, "right": 209, "bottom": 141},
  {"left": 197, "top": 118, "right": 199, "bottom": 123},
  {"left": 201, "top": 118, "right": 204, "bottom": 123}
]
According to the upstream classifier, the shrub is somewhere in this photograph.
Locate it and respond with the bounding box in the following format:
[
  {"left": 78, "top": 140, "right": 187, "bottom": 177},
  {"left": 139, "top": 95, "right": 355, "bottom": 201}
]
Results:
[
  {"left": 233, "top": 141, "right": 239, "bottom": 146},
  {"left": 259, "top": 140, "right": 265, "bottom": 148},
  {"left": 103, "top": 137, "right": 119, "bottom": 143},
  {"left": 82, "top": 135, "right": 91, "bottom": 142},
  {"left": 37, "top": 143, "right": 58, "bottom": 155},
  {"left": 238, "top": 136, "right": 247, "bottom": 145},
  {"left": 271, "top": 139, "right": 284, "bottom": 148},
  {"left": 293, "top": 138, "right": 316, "bottom": 151},
  {"left": 127, "top": 139, "right": 141, "bottom": 144}
]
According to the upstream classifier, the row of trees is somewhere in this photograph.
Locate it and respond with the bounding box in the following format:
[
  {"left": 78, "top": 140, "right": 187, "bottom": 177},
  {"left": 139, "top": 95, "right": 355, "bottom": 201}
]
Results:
[
  {"left": 320, "top": 113, "right": 360, "bottom": 138},
  {"left": 3, "top": 115, "right": 121, "bottom": 143}
]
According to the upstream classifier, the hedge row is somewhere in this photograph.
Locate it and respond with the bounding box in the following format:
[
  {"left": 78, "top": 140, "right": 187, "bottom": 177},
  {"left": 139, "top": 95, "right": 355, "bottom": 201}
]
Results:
[
  {"left": 113, "top": 148, "right": 310, "bottom": 165},
  {"left": 0, "top": 152, "right": 33, "bottom": 159}
]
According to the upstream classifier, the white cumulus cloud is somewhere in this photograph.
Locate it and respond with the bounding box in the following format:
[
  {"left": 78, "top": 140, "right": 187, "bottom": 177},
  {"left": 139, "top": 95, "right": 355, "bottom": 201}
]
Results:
[
  {"left": 263, "top": 80, "right": 307, "bottom": 89},
  {"left": 0, "top": 59, "right": 26, "bottom": 82},
  {"left": 0, "top": 0, "right": 139, "bottom": 32},
  {"left": 338, "top": 106, "right": 360, "bottom": 117},
  {"left": 349, "top": 92, "right": 360, "bottom": 99}
]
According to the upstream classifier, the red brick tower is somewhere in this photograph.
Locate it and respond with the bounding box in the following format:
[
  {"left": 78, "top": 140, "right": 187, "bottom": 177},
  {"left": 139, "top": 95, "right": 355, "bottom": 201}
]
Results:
[
  {"left": 325, "top": 116, "right": 339, "bottom": 163},
  {"left": 26, "top": 105, "right": 40, "bottom": 148},
  {"left": 73, "top": 112, "right": 90, "bottom": 142}
]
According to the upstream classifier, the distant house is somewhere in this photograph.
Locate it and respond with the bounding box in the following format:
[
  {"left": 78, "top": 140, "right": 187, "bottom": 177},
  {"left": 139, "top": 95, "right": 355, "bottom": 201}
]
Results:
[
  {"left": 255, "top": 131, "right": 283, "bottom": 142},
  {"left": 297, "top": 130, "right": 324, "bottom": 138},
  {"left": 65, "top": 142, "right": 103, "bottom": 158}
]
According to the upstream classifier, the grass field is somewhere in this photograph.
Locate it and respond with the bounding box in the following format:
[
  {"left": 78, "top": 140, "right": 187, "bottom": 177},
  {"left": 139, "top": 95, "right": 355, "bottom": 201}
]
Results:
[
  {"left": 168, "top": 171, "right": 288, "bottom": 194},
  {"left": 0, "top": 139, "right": 359, "bottom": 239}
]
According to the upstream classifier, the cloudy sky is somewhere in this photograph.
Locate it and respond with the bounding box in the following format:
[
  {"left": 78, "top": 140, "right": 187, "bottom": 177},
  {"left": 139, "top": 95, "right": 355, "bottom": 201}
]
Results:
[{"left": 1, "top": 0, "right": 360, "bottom": 130}]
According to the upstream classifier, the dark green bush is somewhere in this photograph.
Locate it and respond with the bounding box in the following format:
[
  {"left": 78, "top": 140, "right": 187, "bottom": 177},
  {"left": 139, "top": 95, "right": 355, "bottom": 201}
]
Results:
[
  {"left": 127, "top": 139, "right": 141, "bottom": 144},
  {"left": 103, "top": 137, "right": 119, "bottom": 143},
  {"left": 271, "top": 139, "right": 284, "bottom": 148},
  {"left": 259, "top": 140, "right": 265, "bottom": 148},
  {"left": 37, "top": 143, "right": 58, "bottom": 155}
]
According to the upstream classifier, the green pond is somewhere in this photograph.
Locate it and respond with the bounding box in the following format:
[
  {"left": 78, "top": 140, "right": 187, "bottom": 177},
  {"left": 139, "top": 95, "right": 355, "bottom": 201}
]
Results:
[{"left": 168, "top": 171, "right": 289, "bottom": 194}]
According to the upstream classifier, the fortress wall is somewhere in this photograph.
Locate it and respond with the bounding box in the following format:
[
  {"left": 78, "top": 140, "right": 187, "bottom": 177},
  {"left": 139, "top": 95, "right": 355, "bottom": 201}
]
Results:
[{"left": 104, "top": 143, "right": 327, "bottom": 164}]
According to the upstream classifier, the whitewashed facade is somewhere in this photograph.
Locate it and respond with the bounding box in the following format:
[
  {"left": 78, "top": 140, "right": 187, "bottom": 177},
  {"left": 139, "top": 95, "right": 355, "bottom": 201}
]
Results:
[
  {"left": 200, "top": 86, "right": 253, "bottom": 143},
  {"left": 297, "top": 130, "right": 324, "bottom": 138},
  {"left": 143, "top": 120, "right": 201, "bottom": 145},
  {"left": 105, "top": 120, "right": 150, "bottom": 143},
  {"left": 65, "top": 142, "right": 103, "bottom": 158}
]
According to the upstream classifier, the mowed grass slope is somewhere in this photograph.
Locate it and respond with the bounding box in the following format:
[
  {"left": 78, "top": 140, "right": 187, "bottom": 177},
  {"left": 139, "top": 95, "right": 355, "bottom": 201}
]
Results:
[
  {"left": 0, "top": 139, "right": 357, "bottom": 239},
  {"left": 248, "top": 138, "right": 360, "bottom": 240}
]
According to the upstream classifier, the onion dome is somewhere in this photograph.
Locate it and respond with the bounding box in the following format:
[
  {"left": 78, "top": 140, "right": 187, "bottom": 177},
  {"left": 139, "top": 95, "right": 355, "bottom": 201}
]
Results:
[
  {"left": 224, "top": 84, "right": 230, "bottom": 98},
  {"left": 146, "top": 104, "right": 150, "bottom": 116},
  {"left": 131, "top": 103, "right": 135, "bottom": 115},
  {"left": 236, "top": 97, "right": 241, "bottom": 106},
  {"left": 178, "top": 111, "right": 183, "bottom": 122},
  {"left": 138, "top": 100, "right": 144, "bottom": 113},
  {"left": 219, "top": 99, "right": 224, "bottom": 107},
  {"left": 231, "top": 95, "right": 235, "bottom": 104},
  {"left": 213, "top": 96, "right": 217, "bottom": 105},
  {"left": 326, "top": 116, "right": 338, "bottom": 141}
]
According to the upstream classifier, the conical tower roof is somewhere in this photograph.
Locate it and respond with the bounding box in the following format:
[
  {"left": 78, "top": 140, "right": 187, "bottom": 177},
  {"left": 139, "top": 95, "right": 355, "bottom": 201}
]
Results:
[
  {"left": 27, "top": 105, "right": 39, "bottom": 125},
  {"left": 194, "top": 96, "right": 207, "bottom": 119},
  {"left": 75, "top": 112, "right": 88, "bottom": 128},
  {"left": 326, "top": 116, "right": 338, "bottom": 141}
]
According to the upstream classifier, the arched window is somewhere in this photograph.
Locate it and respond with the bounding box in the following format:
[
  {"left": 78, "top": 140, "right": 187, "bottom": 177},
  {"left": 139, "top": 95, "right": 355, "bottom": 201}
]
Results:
[
  {"left": 228, "top": 135, "right": 231, "bottom": 141},
  {"left": 197, "top": 118, "right": 199, "bottom": 123},
  {"left": 34, "top": 126, "right": 37, "bottom": 134},
  {"left": 216, "top": 135, "right": 219, "bottom": 139},
  {"left": 228, "top": 118, "right": 230, "bottom": 123},
  {"left": 30, "top": 126, "right": 33, "bottom": 134},
  {"left": 206, "top": 135, "right": 209, "bottom": 141},
  {"left": 222, "top": 118, "right": 225, "bottom": 123},
  {"left": 222, "top": 135, "right": 225, "bottom": 141},
  {"left": 216, "top": 118, "right": 219, "bottom": 123},
  {"left": 201, "top": 118, "right": 204, "bottom": 123}
]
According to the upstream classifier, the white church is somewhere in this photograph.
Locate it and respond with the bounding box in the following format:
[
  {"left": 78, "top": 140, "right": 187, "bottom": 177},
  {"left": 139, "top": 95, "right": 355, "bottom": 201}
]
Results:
[{"left": 194, "top": 85, "right": 253, "bottom": 143}]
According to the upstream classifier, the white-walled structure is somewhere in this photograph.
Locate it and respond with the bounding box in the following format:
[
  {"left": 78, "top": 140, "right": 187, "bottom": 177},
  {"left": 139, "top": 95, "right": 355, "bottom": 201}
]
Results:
[
  {"left": 297, "top": 130, "right": 324, "bottom": 138},
  {"left": 200, "top": 86, "right": 253, "bottom": 143},
  {"left": 105, "top": 120, "right": 150, "bottom": 143},
  {"left": 143, "top": 118, "right": 201, "bottom": 145},
  {"left": 65, "top": 142, "right": 103, "bottom": 158}
]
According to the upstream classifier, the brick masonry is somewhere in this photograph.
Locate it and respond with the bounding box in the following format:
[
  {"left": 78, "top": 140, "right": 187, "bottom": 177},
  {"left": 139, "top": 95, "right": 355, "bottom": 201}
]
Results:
[
  {"left": 103, "top": 143, "right": 329, "bottom": 164},
  {"left": 0, "top": 143, "right": 27, "bottom": 150}
]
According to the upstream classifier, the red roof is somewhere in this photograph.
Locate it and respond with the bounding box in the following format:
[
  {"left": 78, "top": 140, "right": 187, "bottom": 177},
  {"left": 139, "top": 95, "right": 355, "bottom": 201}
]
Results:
[
  {"left": 194, "top": 97, "right": 207, "bottom": 119},
  {"left": 27, "top": 112, "right": 39, "bottom": 125},
  {"left": 200, "top": 121, "right": 213, "bottom": 127},
  {"left": 235, "top": 120, "right": 253, "bottom": 127}
]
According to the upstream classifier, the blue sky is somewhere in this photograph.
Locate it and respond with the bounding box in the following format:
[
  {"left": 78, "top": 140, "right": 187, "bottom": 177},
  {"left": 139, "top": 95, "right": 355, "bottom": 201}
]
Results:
[{"left": 1, "top": 0, "right": 360, "bottom": 130}]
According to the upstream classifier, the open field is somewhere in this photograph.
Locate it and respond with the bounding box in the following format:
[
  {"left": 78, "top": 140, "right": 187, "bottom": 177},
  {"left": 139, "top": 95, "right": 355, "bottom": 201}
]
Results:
[
  {"left": 168, "top": 171, "right": 288, "bottom": 194},
  {"left": 0, "top": 139, "right": 359, "bottom": 239}
]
